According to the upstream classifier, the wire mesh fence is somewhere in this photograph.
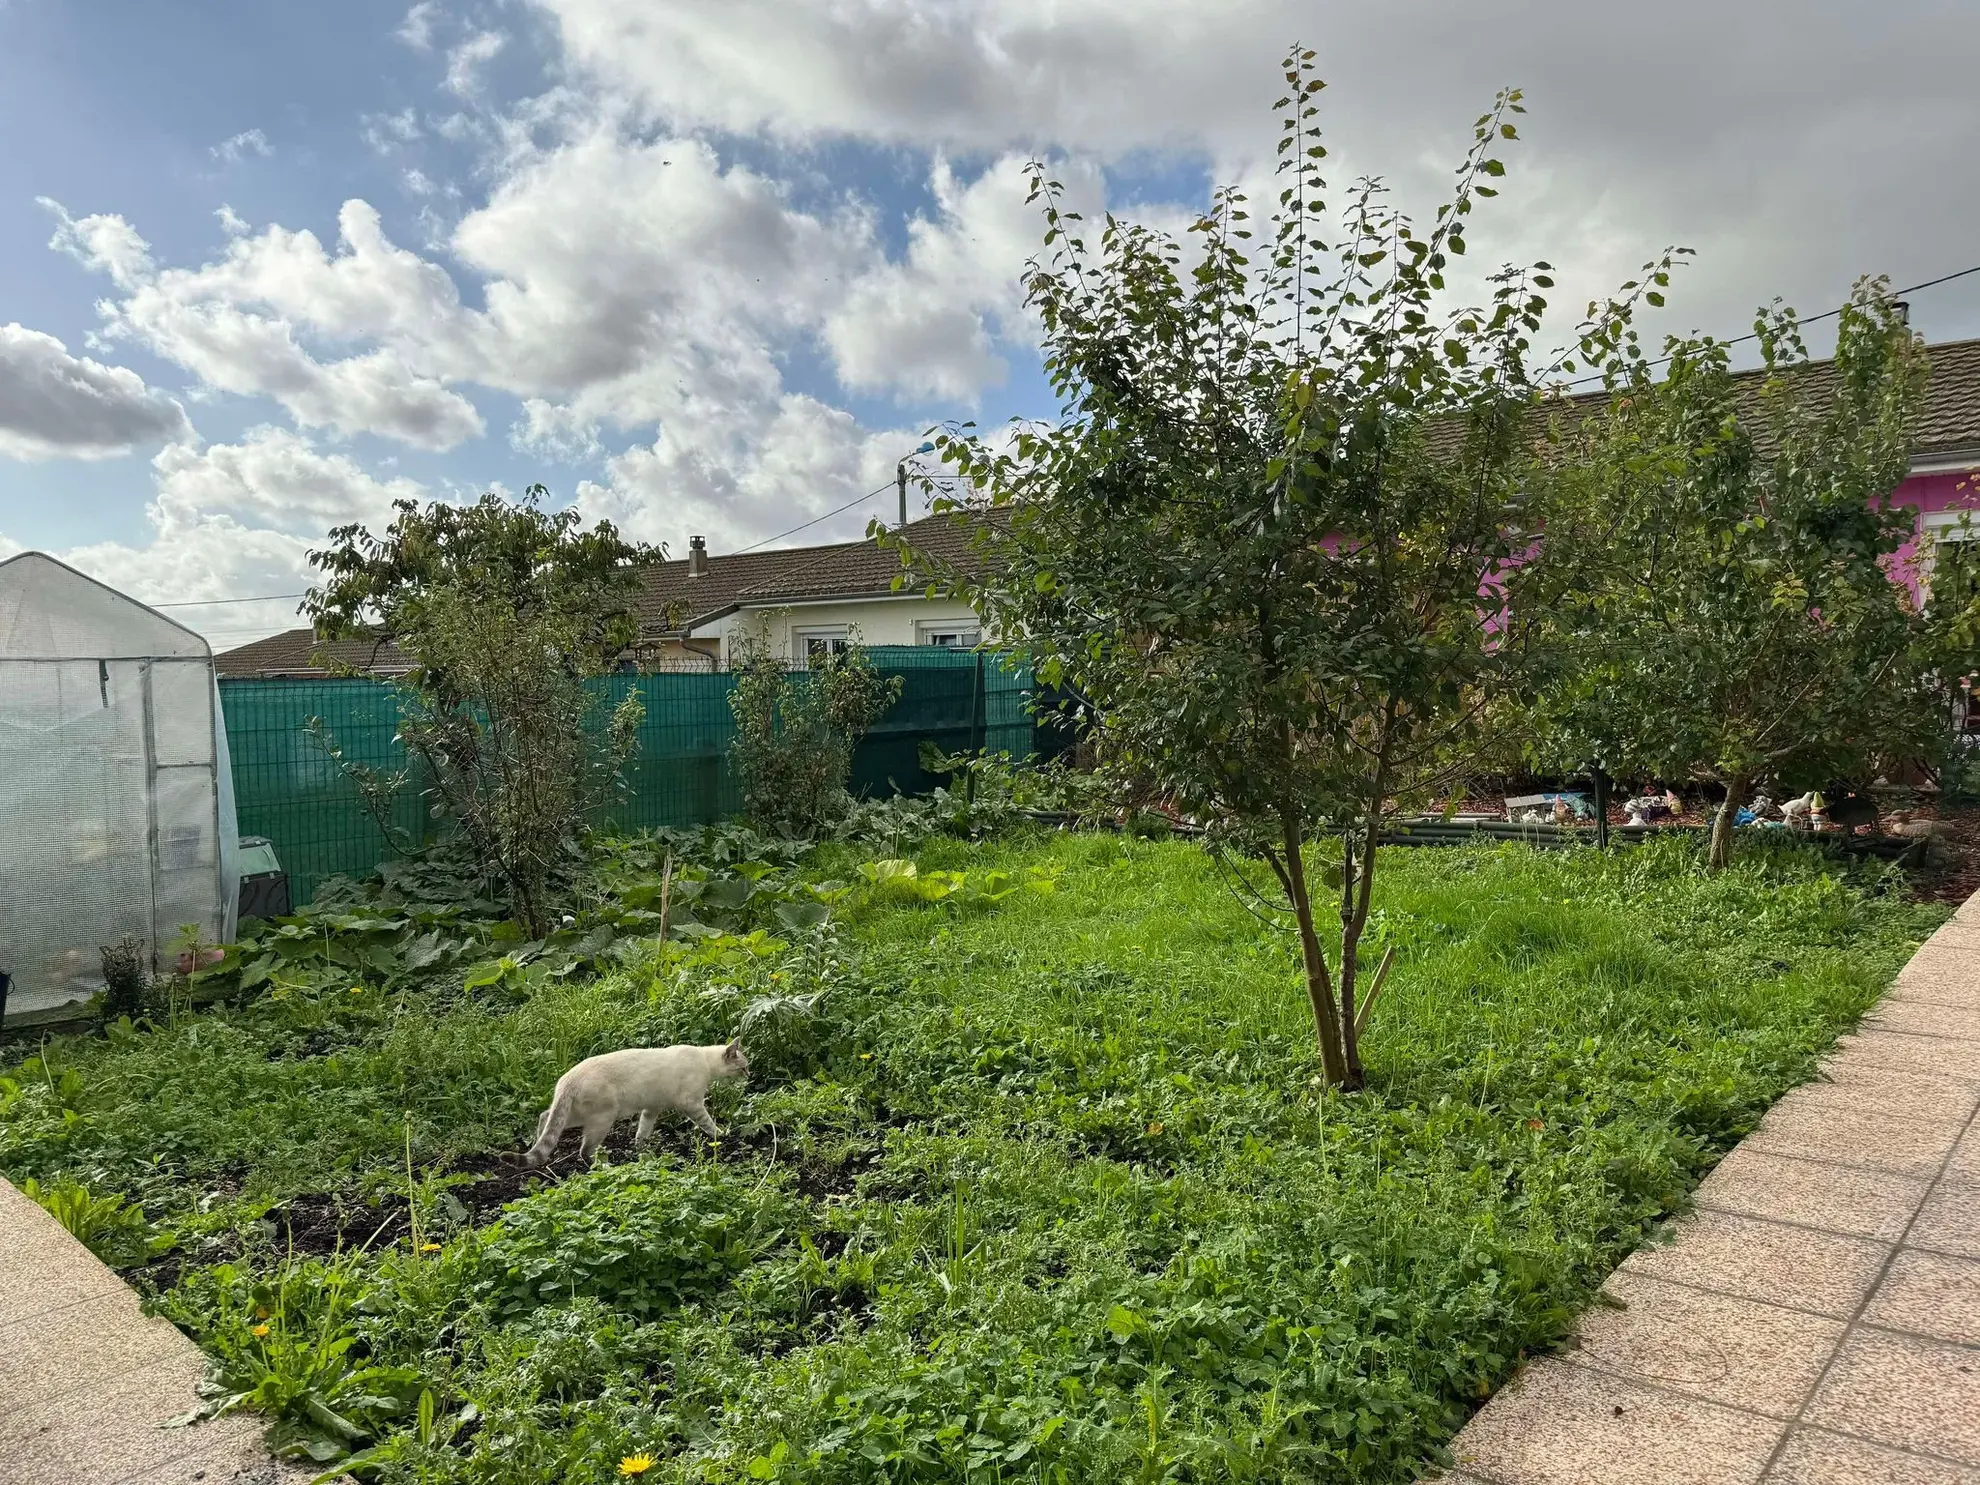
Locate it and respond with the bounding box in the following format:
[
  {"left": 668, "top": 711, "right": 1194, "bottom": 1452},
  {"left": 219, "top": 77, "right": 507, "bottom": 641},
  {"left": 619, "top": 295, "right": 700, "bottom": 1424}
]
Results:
[{"left": 220, "top": 646, "right": 1035, "bottom": 904}]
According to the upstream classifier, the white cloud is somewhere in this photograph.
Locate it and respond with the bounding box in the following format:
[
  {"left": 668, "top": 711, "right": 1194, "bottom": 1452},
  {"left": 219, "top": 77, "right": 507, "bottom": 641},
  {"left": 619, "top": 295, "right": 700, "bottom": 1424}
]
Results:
[
  {"left": 48, "top": 500, "right": 316, "bottom": 645},
  {"left": 215, "top": 204, "right": 250, "bottom": 237},
  {"left": 396, "top": 1, "right": 439, "bottom": 50},
  {"left": 210, "top": 128, "right": 273, "bottom": 165},
  {"left": 444, "top": 29, "right": 505, "bottom": 97},
  {"left": 152, "top": 426, "right": 425, "bottom": 531},
  {"left": 42, "top": 200, "right": 154, "bottom": 291},
  {"left": 0, "top": 431, "right": 434, "bottom": 649},
  {"left": 0, "top": 324, "right": 192, "bottom": 461},
  {"left": 362, "top": 107, "right": 423, "bottom": 153},
  {"left": 49, "top": 198, "right": 485, "bottom": 450},
  {"left": 823, "top": 155, "right": 1101, "bottom": 401},
  {"left": 577, "top": 392, "right": 918, "bottom": 552}
]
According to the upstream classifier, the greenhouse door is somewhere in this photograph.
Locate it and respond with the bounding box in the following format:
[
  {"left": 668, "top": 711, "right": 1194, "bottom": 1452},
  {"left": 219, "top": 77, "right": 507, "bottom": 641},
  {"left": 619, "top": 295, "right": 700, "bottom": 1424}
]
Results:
[{"left": 0, "top": 659, "right": 152, "bottom": 1012}]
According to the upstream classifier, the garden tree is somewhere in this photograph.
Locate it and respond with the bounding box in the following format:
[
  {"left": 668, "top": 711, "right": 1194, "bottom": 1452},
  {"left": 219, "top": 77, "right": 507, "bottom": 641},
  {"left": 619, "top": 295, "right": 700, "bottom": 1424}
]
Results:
[
  {"left": 1528, "top": 284, "right": 1954, "bottom": 869},
  {"left": 304, "top": 488, "right": 660, "bottom": 934},
  {"left": 888, "top": 47, "right": 1670, "bottom": 1088},
  {"left": 726, "top": 620, "right": 901, "bottom": 835}
]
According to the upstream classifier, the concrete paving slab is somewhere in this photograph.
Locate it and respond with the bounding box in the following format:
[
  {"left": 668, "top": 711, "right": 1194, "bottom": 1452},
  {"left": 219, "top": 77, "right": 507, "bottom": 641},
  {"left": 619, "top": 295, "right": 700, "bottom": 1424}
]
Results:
[
  {"left": 1887, "top": 952, "right": 1980, "bottom": 1009},
  {"left": 1619, "top": 1211, "right": 1890, "bottom": 1320},
  {"left": 1443, "top": 1356, "right": 1781, "bottom": 1485},
  {"left": 1765, "top": 1427, "right": 1980, "bottom": 1484},
  {"left": 1803, "top": 1327, "right": 1980, "bottom": 1466},
  {"left": 1568, "top": 1271, "right": 1844, "bottom": 1418},
  {"left": 1744, "top": 1097, "right": 1964, "bottom": 1176},
  {"left": 1949, "top": 1125, "right": 1980, "bottom": 1181},
  {"left": 1821, "top": 1030, "right": 1980, "bottom": 1082},
  {"left": 0, "top": 1177, "right": 296, "bottom": 1484},
  {"left": 1861, "top": 998, "right": 1980, "bottom": 1042},
  {"left": 1693, "top": 1148, "right": 1928, "bottom": 1243},
  {"left": 1908, "top": 1178, "right": 1980, "bottom": 1258},
  {"left": 1860, "top": 1249, "right": 1980, "bottom": 1345}
]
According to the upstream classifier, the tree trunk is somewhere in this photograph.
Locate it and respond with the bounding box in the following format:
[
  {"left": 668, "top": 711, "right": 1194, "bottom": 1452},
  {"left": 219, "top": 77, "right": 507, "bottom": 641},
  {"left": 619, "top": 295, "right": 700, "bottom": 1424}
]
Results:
[
  {"left": 1708, "top": 775, "right": 1749, "bottom": 871},
  {"left": 1279, "top": 805, "right": 1351, "bottom": 1087},
  {"left": 1336, "top": 831, "right": 1369, "bottom": 1090}
]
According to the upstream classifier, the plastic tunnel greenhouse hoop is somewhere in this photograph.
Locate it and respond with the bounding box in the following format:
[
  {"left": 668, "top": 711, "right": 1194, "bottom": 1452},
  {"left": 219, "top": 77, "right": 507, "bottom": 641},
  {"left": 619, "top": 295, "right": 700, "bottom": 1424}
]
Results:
[{"left": 0, "top": 552, "right": 239, "bottom": 1022}]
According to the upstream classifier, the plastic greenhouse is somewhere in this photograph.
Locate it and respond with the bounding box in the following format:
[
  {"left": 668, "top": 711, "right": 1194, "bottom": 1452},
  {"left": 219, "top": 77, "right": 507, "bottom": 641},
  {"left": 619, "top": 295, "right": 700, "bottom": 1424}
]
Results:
[{"left": 0, "top": 552, "right": 238, "bottom": 1021}]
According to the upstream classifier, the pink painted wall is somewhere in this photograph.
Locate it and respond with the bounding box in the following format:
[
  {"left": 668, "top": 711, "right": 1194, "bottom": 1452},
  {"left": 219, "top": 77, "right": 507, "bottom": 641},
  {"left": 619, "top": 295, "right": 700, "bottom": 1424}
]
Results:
[{"left": 1886, "top": 471, "right": 1980, "bottom": 603}]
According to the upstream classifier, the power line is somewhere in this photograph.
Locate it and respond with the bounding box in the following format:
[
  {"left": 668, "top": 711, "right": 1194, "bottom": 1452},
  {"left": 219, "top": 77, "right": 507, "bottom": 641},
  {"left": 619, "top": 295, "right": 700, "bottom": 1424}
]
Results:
[
  {"left": 153, "top": 592, "right": 306, "bottom": 608},
  {"left": 729, "top": 482, "right": 895, "bottom": 555},
  {"left": 1561, "top": 261, "right": 1980, "bottom": 389}
]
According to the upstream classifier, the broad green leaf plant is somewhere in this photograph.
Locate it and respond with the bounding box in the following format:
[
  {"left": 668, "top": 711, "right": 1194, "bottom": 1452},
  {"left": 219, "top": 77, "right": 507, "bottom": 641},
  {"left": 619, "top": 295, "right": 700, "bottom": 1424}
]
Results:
[{"left": 888, "top": 46, "right": 1672, "bottom": 1087}]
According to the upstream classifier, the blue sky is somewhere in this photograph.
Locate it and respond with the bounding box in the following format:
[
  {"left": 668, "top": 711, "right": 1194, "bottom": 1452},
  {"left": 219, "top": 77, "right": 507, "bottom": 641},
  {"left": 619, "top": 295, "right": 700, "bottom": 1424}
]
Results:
[{"left": 5, "top": 0, "right": 1980, "bottom": 649}]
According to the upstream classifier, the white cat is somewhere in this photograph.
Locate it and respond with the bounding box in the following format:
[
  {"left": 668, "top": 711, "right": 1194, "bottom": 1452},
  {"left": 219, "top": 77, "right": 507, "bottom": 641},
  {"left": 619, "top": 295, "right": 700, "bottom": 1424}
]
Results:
[{"left": 520, "top": 1042, "right": 749, "bottom": 1167}]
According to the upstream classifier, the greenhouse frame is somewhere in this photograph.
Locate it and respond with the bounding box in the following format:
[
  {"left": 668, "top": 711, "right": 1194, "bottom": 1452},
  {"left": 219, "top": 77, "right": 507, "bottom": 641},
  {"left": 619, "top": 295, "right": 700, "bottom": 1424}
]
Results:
[{"left": 0, "top": 551, "right": 238, "bottom": 1021}]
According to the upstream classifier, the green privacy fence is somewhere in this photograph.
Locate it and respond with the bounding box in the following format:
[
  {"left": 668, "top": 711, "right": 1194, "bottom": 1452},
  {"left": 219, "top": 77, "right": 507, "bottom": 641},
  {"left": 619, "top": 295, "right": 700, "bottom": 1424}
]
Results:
[{"left": 221, "top": 647, "right": 1034, "bottom": 906}]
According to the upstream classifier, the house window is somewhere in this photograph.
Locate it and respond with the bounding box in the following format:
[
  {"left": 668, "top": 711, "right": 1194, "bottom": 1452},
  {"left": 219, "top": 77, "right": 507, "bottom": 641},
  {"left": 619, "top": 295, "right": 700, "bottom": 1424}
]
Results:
[
  {"left": 794, "top": 625, "right": 851, "bottom": 665},
  {"left": 916, "top": 619, "right": 982, "bottom": 648}
]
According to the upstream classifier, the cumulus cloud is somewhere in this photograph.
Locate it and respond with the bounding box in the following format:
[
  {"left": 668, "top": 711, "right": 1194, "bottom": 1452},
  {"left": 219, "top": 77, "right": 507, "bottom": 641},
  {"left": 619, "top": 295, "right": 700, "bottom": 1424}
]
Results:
[
  {"left": 152, "top": 426, "right": 425, "bottom": 531},
  {"left": 46, "top": 197, "right": 485, "bottom": 449},
  {"left": 0, "top": 324, "right": 192, "bottom": 461},
  {"left": 17, "top": 430, "right": 434, "bottom": 648},
  {"left": 577, "top": 392, "right": 919, "bottom": 552},
  {"left": 823, "top": 156, "right": 1102, "bottom": 401},
  {"left": 210, "top": 128, "right": 272, "bottom": 165}
]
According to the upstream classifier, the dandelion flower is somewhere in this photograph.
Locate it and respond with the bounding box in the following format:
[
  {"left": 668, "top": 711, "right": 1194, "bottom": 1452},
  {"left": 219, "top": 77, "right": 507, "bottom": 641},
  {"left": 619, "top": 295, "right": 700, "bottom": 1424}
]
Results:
[
  {"left": 618, "top": 1454, "right": 656, "bottom": 1477},
  {"left": 859, "top": 1052, "right": 872, "bottom": 1060},
  {"left": 420, "top": 1242, "right": 442, "bottom": 1253},
  {"left": 348, "top": 986, "right": 364, "bottom": 995},
  {"left": 1146, "top": 1121, "right": 1164, "bottom": 1136},
  {"left": 251, "top": 1322, "right": 270, "bottom": 1338}
]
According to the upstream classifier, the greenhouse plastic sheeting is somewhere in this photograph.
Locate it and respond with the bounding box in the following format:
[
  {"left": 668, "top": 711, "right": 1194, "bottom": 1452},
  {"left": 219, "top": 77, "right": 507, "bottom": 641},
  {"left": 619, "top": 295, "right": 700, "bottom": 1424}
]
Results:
[
  {"left": 0, "top": 553, "right": 238, "bottom": 1020},
  {"left": 222, "top": 647, "right": 1035, "bottom": 905}
]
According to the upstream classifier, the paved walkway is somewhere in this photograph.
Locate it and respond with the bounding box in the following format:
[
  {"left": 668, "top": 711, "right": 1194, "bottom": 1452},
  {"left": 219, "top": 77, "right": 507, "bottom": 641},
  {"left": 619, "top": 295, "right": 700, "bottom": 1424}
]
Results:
[
  {"left": 1434, "top": 895, "right": 1980, "bottom": 1485},
  {"left": 0, "top": 1176, "right": 300, "bottom": 1485}
]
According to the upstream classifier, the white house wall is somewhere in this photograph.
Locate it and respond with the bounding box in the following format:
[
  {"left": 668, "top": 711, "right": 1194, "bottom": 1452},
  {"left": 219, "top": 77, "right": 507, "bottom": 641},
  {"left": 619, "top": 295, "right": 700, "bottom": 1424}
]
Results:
[{"left": 691, "top": 595, "right": 988, "bottom": 662}]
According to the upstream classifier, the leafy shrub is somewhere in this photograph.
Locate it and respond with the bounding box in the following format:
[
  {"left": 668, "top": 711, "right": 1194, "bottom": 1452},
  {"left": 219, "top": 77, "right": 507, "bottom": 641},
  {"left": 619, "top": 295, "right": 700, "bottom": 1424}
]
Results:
[
  {"left": 471, "top": 1162, "right": 793, "bottom": 1320},
  {"left": 305, "top": 489, "right": 660, "bottom": 935},
  {"left": 729, "top": 626, "right": 901, "bottom": 836}
]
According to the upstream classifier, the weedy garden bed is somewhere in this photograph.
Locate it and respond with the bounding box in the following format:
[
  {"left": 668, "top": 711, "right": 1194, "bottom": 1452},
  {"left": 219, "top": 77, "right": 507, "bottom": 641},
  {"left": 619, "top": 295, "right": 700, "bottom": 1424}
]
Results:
[{"left": 0, "top": 828, "right": 1943, "bottom": 1483}]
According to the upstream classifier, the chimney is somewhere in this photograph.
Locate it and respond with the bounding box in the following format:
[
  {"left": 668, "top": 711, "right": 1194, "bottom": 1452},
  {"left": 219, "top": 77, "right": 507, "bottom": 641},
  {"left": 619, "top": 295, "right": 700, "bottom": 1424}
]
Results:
[
  {"left": 687, "top": 535, "right": 708, "bottom": 578},
  {"left": 1895, "top": 301, "right": 1911, "bottom": 326}
]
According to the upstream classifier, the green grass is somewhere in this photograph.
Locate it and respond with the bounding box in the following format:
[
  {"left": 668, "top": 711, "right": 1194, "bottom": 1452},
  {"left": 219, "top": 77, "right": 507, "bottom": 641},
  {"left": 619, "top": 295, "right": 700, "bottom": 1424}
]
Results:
[{"left": 0, "top": 831, "right": 1942, "bottom": 1482}]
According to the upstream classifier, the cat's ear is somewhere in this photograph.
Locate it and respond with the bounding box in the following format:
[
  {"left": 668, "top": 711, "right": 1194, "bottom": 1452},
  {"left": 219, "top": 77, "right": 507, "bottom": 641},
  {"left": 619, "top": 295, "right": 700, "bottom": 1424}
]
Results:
[{"left": 724, "top": 1040, "right": 741, "bottom": 1059}]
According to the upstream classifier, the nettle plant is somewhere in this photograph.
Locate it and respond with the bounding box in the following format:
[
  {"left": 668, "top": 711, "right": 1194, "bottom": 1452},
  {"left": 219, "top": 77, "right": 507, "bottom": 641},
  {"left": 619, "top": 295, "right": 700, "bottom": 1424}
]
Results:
[{"left": 898, "top": 47, "right": 1671, "bottom": 1087}]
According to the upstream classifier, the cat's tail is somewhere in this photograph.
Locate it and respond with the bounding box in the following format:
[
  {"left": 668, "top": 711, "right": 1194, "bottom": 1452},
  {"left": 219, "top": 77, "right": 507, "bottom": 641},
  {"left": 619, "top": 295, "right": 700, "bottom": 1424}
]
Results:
[{"left": 520, "top": 1080, "right": 574, "bottom": 1169}]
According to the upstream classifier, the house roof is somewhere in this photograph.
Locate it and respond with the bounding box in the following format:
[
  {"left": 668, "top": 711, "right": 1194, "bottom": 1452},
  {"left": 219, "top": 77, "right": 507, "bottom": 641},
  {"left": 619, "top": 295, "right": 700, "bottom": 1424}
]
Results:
[
  {"left": 1527, "top": 334, "right": 1980, "bottom": 461},
  {"left": 213, "top": 630, "right": 411, "bottom": 679},
  {"left": 642, "top": 509, "right": 996, "bottom": 634},
  {"left": 215, "top": 510, "right": 997, "bottom": 675}
]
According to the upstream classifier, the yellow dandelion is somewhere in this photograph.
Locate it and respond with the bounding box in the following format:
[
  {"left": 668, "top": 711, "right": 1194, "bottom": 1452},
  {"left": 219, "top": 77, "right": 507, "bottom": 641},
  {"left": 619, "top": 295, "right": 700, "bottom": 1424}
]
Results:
[
  {"left": 618, "top": 1454, "right": 657, "bottom": 1478},
  {"left": 420, "top": 1242, "right": 442, "bottom": 1253},
  {"left": 348, "top": 986, "right": 364, "bottom": 995},
  {"left": 251, "top": 1322, "right": 270, "bottom": 1338},
  {"left": 859, "top": 1052, "right": 872, "bottom": 1060},
  {"left": 1146, "top": 1121, "right": 1165, "bottom": 1136}
]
